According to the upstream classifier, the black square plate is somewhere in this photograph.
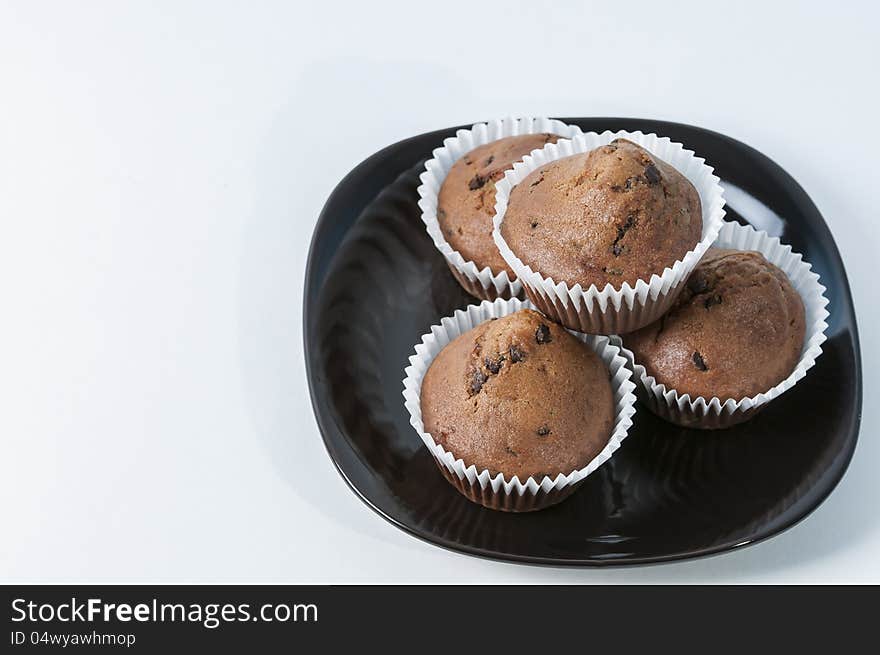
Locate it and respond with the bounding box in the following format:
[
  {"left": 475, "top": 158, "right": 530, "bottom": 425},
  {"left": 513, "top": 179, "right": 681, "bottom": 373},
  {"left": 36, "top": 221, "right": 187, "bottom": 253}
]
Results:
[{"left": 304, "top": 118, "right": 862, "bottom": 565}]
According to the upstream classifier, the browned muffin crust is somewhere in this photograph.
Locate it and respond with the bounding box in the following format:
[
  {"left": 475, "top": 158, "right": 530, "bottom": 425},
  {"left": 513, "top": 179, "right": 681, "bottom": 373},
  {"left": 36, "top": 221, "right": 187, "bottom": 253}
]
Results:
[
  {"left": 438, "top": 133, "right": 560, "bottom": 275},
  {"left": 420, "top": 309, "right": 614, "bottom": 480},
  {"left": 500, "top": 138, "right": 702, "bottom": 288},
  {"left": 624, "top": 248, "right": 806, "bottom": 400}
]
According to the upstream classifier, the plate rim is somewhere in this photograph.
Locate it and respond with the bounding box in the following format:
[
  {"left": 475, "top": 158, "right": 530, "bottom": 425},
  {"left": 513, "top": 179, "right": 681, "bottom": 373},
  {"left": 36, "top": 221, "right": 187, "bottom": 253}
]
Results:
[{"left": 303, "top": 117, "right": 863, "bottom": 567}]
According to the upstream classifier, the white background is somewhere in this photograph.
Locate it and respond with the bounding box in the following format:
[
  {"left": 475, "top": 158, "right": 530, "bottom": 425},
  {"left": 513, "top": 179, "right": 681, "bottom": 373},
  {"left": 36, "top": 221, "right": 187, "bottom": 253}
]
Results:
[{"left": 1, "top": 1, "right": 877, "bottom": 583}]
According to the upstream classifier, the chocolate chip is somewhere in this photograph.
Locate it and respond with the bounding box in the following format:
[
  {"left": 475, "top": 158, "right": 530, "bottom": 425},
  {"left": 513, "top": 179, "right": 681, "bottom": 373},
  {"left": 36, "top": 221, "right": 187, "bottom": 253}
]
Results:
[
  {"left": 535, "top": 324, "right": 552, "bottom": 344},
  {"left": 611, "top": 215, "right": 635, "bottom": 255},
  {"left": 530, "top": 175, "right": 544, "bottom": 187},
  {"left": 505, "top": 446, "right": 519, "bottom": 456},
  {"left": 484, "top": 155, "right": 495, "bottom": 165},
  {"left": 617, "top": 216, "right": 635, "bottom": 240},
  {"left": 536, "top": 426, "right": 551, "bottom": 436},
  {"left": 508, "top": 345, "right": 525, "bottom": 363},
  {"left": 687, "top": 274, "right": 709, "bottom": 294},
  {"left": 469, "top": 369, "right": 488, "bottom": 395},
  {"left": 692, "top": 351, "right": 708, "bottom": 371},
  {"left": 530, "top": 220, "right": 539, "bottom": 229},
  {"left": 484, "top": 355, "right": 504, "bottom": 374},
  {"left": 644, "top": 163, "right": 661, "bottom": 185},
  {"left": 704, "top": 294, "right": 722, "bottom": 309},
  {"left": 468, "top": 174, "right": 487, "bottom": 190}
]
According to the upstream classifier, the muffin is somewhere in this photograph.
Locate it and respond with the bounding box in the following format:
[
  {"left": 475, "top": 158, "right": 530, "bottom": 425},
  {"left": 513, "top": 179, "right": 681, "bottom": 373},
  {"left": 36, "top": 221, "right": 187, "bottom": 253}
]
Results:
[
  {"left": 624, "top": 247, "right": 806, "bottom": 401},
  {"left": 437, "top": 133, "right": 560, "bottom": 276},
  {"left": 420, "top": 309, "right": 614, "bottom": 481},
  {"left": 500, "top": 138, "right": 702, "bottom": 289}
]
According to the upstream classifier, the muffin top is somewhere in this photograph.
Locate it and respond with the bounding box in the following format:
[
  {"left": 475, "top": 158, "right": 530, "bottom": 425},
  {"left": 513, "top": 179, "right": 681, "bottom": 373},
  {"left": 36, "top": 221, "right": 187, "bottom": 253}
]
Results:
[
  {"left": 500, "top": 138, "right": 702, "bottom": 289},
  {"left": 438, "top": 133, "right": 560, "bottom": 276},
  {"left": 420, "top": 309, "right": 614, "bottom": 480},
  {"left": 624, "top": 248, "right": 806, "bottom": 400}
]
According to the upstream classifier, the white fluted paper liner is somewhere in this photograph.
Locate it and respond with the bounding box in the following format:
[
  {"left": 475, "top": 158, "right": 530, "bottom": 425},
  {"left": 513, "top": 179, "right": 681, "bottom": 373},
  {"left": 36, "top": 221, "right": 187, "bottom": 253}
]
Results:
[
  {"left": 402, "top": 297, "right": 637, "bottom": 511},
  {"left": 492, "top": 130, "right": 727, "bottom": 333},
  {"left": 614, "top": 221, "right": 830, "bottom": 429},
  {"left": 417, "top": 117, "right": 583, "bottom": 301}
]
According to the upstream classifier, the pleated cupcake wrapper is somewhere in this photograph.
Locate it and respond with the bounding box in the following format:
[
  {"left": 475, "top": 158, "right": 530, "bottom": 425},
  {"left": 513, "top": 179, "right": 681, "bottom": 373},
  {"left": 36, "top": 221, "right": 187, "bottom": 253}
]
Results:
[
  {"left": 402, "top": 297, "right": 637, "bottom": 512},
  {"left": 613, "top": 221, "right": 830, "bottom": 430},
  {"left": 417, "top": 117, "right": 584, "bottom": 301},
  {"left": 492, "top": 130, "right": 727, "bottom": 334}
]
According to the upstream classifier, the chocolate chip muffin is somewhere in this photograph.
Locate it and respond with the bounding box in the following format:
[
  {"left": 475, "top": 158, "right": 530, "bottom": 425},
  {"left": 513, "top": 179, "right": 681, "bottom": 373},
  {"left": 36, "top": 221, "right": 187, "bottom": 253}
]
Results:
[
  {"left": 501, "top": 138, "right": 702, "bottom": 288},
  {"left": 624, "top": 248, "right": 806, "bottom": 400},
  {"left": 420, "top": 309, "right": 614, "bottom": 480},
  {"left": 438, "top": 133, "right": 560, "bottom": 275}
]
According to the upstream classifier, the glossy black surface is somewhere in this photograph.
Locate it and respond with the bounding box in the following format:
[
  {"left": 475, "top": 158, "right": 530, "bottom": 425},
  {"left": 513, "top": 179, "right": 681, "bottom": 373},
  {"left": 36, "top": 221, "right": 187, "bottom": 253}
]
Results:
[{"left": 304, "top": 119, "right": 862, "bottom": 565}]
